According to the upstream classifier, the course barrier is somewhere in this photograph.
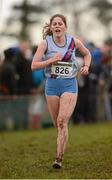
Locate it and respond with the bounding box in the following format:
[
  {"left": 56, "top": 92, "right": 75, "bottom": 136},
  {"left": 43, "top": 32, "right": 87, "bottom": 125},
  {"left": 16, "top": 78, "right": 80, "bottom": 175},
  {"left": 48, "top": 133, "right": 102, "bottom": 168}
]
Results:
[{"left": 0, "top": 95, "right": 52, "bottom": 131}]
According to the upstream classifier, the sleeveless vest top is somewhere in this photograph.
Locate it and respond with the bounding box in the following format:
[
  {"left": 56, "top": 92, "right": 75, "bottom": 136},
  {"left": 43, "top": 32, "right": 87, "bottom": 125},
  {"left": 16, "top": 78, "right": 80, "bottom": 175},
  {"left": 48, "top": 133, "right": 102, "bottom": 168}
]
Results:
[{"left": 43, "top": 34, "right": 79, "bottom": 79}]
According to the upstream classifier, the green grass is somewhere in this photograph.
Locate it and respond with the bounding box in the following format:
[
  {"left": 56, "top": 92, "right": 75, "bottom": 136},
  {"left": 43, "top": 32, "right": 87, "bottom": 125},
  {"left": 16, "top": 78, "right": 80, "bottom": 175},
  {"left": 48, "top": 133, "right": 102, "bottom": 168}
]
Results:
[{"left": 0, "top": 122, "right": 112, "bottom": 179}]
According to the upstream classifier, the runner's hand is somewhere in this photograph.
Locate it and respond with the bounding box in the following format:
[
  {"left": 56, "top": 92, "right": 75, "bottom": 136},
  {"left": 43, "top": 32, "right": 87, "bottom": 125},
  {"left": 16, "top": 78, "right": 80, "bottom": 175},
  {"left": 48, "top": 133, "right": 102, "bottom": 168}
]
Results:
[
  {"left": 52, "top": 53, "right": 62, "bottom": 63},
  {"left": 80, "top": 65, "right": 89, "bottom": 75}
]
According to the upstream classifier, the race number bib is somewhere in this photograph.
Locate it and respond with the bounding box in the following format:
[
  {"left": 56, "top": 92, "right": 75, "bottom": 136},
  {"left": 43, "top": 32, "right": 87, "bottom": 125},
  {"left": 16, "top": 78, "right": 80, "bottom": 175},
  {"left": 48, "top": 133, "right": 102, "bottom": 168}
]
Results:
[{"left": 51, "top": 62, "right": 73, "bottom": 76}]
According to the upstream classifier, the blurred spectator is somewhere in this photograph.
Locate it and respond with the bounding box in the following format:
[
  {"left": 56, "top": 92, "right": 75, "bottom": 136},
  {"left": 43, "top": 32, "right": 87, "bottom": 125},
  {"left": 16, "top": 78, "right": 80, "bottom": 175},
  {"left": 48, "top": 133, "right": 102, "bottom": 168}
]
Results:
[
  {"left": 0, "top": 48, "right": 18, "bottom": 95},
  {"left": 73, "top": 63, "right": 101, "bottom": 123},
  {"left": 15, "top": 40, "right": 35, "bottom": 95},
  {"left": 91, "top": 38, "right": 112, "bottom": 66},
  {"left": 72, "top": 38, "right": 112, "bottom": 123},
  {"left": 31, "top": 45, "right": 45, "bottom": 89},
  {"left": 72, "top": 41, "right": 100, "bottom": 123},
  {"left": 98, "top": 39, "right": 112, "bottom": 121}
]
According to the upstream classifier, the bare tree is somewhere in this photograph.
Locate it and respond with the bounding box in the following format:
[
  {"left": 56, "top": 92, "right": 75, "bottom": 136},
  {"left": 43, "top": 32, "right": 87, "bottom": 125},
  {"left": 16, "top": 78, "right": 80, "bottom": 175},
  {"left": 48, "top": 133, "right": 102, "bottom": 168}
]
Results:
[
  {"left": 2, "top": 0, "right": 46, "bottom": 40},
  {"left": 90, "top": 0, "right": 112, "bottom": 36}
]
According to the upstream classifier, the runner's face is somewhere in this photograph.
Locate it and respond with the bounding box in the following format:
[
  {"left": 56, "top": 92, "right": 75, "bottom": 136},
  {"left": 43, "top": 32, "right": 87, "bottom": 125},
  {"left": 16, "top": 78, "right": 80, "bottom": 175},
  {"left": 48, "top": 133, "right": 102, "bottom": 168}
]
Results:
[{"left": 50, "top": 17, "right": 67, "bottom": 37}]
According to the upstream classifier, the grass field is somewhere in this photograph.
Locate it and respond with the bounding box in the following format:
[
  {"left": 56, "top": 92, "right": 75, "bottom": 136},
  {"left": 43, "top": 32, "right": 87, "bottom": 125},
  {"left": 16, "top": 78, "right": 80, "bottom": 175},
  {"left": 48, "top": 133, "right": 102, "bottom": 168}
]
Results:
[{"left": 0, "top": 122, "right": 112, "bottom": 179}]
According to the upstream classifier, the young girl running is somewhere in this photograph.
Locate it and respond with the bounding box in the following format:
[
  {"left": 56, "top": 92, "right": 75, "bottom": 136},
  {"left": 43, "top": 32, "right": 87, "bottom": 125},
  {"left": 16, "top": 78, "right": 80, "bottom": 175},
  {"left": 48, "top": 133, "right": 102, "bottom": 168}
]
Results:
[{"left": 31, "top": 14, "right": 91, "bottom": 169}]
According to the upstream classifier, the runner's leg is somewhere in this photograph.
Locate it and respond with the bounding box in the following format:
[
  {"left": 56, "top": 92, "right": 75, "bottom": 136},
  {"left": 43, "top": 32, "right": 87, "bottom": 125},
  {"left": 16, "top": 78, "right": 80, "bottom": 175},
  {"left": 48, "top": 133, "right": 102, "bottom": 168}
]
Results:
[{"left": 56, "top": 92, "right": 78, "bottom": 159}]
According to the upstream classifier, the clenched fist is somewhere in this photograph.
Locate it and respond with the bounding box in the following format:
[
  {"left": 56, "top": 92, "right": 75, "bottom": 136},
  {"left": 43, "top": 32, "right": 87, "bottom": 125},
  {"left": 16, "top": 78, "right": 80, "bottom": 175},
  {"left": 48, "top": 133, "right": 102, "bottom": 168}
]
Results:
[{"left": 52, "top": 53, "right": 62, "bottom": 63}]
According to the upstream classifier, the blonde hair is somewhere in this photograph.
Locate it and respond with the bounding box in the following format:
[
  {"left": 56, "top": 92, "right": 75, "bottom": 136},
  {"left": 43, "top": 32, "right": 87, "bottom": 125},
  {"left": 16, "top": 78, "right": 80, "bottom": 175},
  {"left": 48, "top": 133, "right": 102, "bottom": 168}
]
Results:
[{"left": 42, "top": 14, "right": 67, "bottom": 39}]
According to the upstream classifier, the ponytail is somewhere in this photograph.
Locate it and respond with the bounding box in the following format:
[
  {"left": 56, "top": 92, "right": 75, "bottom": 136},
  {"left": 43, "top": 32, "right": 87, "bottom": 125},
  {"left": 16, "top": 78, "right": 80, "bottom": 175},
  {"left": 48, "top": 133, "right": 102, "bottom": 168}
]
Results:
[{"left": 42, "top": 23, "right": 52, "bottom": 39}]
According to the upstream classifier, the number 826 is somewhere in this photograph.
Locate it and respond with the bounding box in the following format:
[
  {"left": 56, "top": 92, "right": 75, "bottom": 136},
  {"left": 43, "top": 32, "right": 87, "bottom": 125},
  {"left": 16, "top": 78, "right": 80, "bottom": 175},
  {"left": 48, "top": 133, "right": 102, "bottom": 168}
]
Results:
[{"left": 55, "top": 67, "right": 69, "bottom": 74}]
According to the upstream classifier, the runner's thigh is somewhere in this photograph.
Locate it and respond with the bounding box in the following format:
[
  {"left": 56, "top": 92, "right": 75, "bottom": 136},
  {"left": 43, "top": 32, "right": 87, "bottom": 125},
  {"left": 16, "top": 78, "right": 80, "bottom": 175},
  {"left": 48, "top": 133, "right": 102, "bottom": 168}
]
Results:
[
  {"left": 58, "top": 92, "right": 78, "bottom": 121},
  {"left": 46, "top": 95, "right": 60, "bottom": 126}
]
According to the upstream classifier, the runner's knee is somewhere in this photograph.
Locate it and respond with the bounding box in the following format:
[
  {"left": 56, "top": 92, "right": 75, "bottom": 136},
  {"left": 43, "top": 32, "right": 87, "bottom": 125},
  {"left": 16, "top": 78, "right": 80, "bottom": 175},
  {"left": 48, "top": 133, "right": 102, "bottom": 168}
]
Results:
[{"left": 57, "top": 116, "right": 68, "bottom": 129}]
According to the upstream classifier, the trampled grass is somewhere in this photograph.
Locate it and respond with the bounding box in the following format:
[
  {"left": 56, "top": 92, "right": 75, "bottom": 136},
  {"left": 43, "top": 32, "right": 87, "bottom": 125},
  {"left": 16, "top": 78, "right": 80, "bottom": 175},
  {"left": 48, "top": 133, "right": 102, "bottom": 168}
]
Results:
[{"left": 0, "top": 122, "right": 112, "bottom": 179}]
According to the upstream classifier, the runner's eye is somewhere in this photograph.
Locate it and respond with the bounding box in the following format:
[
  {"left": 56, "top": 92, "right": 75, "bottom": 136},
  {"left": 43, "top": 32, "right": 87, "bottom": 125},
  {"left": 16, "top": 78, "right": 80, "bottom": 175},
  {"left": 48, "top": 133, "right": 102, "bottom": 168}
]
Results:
[
  {"left": 58, "top": 23, "right": 63, "bottom": 26},
  {"left": 53, "top": 23, "right": 57, "bottom": 26},
  {"left": 52, "top": 22, "right": 63, "bottom": 26}
]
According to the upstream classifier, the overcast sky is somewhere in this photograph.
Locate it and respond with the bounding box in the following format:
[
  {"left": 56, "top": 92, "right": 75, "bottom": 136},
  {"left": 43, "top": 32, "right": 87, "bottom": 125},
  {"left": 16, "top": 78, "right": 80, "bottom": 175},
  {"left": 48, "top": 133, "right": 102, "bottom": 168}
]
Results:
[{"left": 1, "top": 0, "right": 22, "bottom": 21}]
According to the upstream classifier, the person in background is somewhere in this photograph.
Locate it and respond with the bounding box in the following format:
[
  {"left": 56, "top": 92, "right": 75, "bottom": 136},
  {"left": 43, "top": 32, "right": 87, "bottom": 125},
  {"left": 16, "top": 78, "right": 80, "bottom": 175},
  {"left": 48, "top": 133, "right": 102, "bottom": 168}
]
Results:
[
  {"left": 0, "top": 48, "right": 17, "bottom": 95},
  {"left": 73, "top": 41, "right": 99, "bottom": 124},
  {"left": 98, "top": 38, "right": 112, "bottom": 121},
  {"left": 31, "top": 45, "right": 45, "bottom": 90},
  {"left": 31, "top": 14, "right": 91, "bottom": 169},
  {"left": 15, "top": 40, "right": 35, "bottom": 95}
]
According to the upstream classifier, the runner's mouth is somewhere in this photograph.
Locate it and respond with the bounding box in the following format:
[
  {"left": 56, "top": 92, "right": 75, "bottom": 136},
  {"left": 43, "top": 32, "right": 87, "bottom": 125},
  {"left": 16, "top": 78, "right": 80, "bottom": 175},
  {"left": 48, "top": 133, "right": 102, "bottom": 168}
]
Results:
[{"left": 55, "top": 29, "right": 61, "bottom": 33}]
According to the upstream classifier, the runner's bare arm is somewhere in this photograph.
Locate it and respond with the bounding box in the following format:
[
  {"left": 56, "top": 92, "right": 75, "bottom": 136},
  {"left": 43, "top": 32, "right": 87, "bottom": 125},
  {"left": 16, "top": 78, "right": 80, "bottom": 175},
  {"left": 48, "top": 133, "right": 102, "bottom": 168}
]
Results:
[
  {"left": 31, "top": 40, "right": 62, "bottom": 71},
  {"left": 75, "top": 39, "right": 91, "bottom": 68}
]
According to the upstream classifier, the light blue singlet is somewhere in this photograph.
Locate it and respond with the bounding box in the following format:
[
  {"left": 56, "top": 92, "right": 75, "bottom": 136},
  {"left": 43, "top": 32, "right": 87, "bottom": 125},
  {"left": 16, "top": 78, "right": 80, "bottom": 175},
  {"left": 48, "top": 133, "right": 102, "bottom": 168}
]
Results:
[{"left": 44, "top": 34, "right": 79, "bottom": 96}]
